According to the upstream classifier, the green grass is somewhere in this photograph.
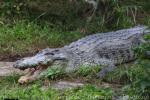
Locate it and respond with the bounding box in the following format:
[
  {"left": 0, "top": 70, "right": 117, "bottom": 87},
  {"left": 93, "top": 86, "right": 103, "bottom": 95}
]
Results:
[
  {"left": 0, "top": 74, "right": 114, "bottom": 100},
  {"left": 40, "top": 65, "right": 102, "bottom": 81},
  {"left": 0, "top": 21, "right": 84, "bottom": 56},
  {"left": 104, "top": 60, "right": 150, "bottom": 97},
  {"left": 0, "top": 67, "right": 113, "bottom": 100},
  {"left": 40, "top": 66, "right": 65, "bottom": 79},
  {"left": 0, "top": 85, "right": 113, "bottom": 100}
]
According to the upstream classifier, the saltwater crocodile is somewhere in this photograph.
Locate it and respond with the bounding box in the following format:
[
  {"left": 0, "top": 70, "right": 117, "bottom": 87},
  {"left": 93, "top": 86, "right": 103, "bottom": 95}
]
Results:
[{"left": 14, "top": 25, "right": 150, "bottom": 84}]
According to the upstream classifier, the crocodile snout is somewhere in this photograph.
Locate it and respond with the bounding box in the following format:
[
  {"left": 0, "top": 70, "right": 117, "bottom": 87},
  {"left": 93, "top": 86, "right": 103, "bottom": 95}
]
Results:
[
  {"left": 13, "top": 57, "right": 39, "bottom": 70},
  {"left": 13, "top": 55, "right": 54, "bottom": 70}
]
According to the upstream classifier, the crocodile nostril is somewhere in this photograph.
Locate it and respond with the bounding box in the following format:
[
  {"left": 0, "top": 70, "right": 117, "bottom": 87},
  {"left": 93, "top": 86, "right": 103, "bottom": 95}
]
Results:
[
  {"left": 39, "top": 61, "right": 43, "bottom": 65},
  {"left": 14, "top": 61, "right": 20, "bottom": 67}
]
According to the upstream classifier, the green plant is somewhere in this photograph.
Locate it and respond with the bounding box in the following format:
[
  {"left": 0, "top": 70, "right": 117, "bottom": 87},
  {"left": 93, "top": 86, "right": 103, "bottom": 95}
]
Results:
[
  {"left": 75, "top": 65, "right": 101, "bottom": 77},
  {"left": 1, "top": 0, "right": 146, "bottom": 33},
  {"left": 124, "top": 34, "right": 150, "bottom": 97},
  {"left": 61, "top": 85, "right": 114, "bottom": 100},
  {"left": 121, "top": 61, "right": 150, "bottom": 98},
  {"left": 134, "top": 34, "right": 150, "bottom": 59},
  {"left": 40, "top": 66, "right": 65, "bottom": 79},
  {"left": 104, "top": 61, "right": 150, "bottom": 98},
  {"left": 88, "top": 0, "right": 138, "bottom": 29},
  {"left": 0, "top": 84, "right": 60, "bottom": 100},
  {"left": 0, "top": 74, "right": 20, "bottom": 90},
  {"left": 104, "top": 64, "right": 134, "bottom": 84},
  {"left": 0, "top": 76, "right": 114, "bottom": 100},
  {"left": 0, "top": 0, "right": 29, "bottom": 19}
]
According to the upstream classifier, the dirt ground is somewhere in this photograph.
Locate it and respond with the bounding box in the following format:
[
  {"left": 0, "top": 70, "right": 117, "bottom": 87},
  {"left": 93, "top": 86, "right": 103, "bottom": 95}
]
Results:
[{"left": 0, "top": 62, "right": 23, "bottom": 76}]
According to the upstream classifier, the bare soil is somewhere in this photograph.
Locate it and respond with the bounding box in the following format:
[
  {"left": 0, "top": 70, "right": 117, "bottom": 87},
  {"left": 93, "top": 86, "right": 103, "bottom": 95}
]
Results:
[
  {"left": 0, "top": 62, "right": 24, "bottom": 76},
  {"left": 0, "top": 53, "right": 35, "bottom": 62}
]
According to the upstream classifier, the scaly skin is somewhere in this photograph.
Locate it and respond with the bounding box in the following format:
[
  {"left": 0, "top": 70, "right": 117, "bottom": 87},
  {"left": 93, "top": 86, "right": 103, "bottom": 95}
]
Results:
[{"left": 13, "top": 25, "right": 150, "bottom": 84}]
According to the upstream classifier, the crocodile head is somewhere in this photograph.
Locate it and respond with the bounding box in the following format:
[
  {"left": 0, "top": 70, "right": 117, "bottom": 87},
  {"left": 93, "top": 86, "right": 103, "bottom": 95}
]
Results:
[{"left": 13, "top": 48, "right": 68, "bottom": 70}]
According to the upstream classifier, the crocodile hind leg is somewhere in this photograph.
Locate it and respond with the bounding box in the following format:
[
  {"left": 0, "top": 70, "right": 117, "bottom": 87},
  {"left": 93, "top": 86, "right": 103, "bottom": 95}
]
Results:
[
  {"left": 95, "top": 58, "right": 117, "bottom": 79},
  {"left": 18, "top": 65, "right": 48, "bottom": 84}
]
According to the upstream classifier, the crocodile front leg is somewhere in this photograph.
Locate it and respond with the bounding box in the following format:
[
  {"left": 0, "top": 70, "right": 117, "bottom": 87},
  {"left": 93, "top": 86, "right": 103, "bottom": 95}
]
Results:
[
  {"left": 97, "top": 64, "right": 116, "bottom": 79},
  {"left": 95, "top": 58, "right": 116, "bottom": 79}
]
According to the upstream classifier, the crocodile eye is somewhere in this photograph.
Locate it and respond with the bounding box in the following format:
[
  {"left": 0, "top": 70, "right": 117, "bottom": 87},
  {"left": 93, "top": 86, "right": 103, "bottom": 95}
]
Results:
[
  {"left": 45, "top": 52, "right": 54, "bottom": 55},
  {"left": 119, "top": 50, "right": 124, "bottom": 54}
]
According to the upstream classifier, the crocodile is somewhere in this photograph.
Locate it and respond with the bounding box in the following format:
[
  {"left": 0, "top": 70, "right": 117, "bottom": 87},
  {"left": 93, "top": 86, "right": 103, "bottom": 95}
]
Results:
[{"left": 13, "top": 25, "right": 150, "bottom": 84}]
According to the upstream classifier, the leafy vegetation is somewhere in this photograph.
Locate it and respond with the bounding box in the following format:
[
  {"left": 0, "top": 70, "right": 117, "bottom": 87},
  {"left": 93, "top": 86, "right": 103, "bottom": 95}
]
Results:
[
  {"left": 74, "top": 65, "right": 101, "bottom": 78},
  {"left": 62, "top": 85, "right": 113, "bottom": 100},
  {"left": 39, "top": 65, "right": 101, "bottom": 81},
  {"left": 0, "top": 75, "right": 114, "bottom": 100},
  {"left": 1, "top": 0, "right": 149, "bottom": 32},
  {"left": 123, "top": 34, "right": 150, "bottom": 98},
  {"left": 40, "top": 66, "right": 65, "bottom": 80}
]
